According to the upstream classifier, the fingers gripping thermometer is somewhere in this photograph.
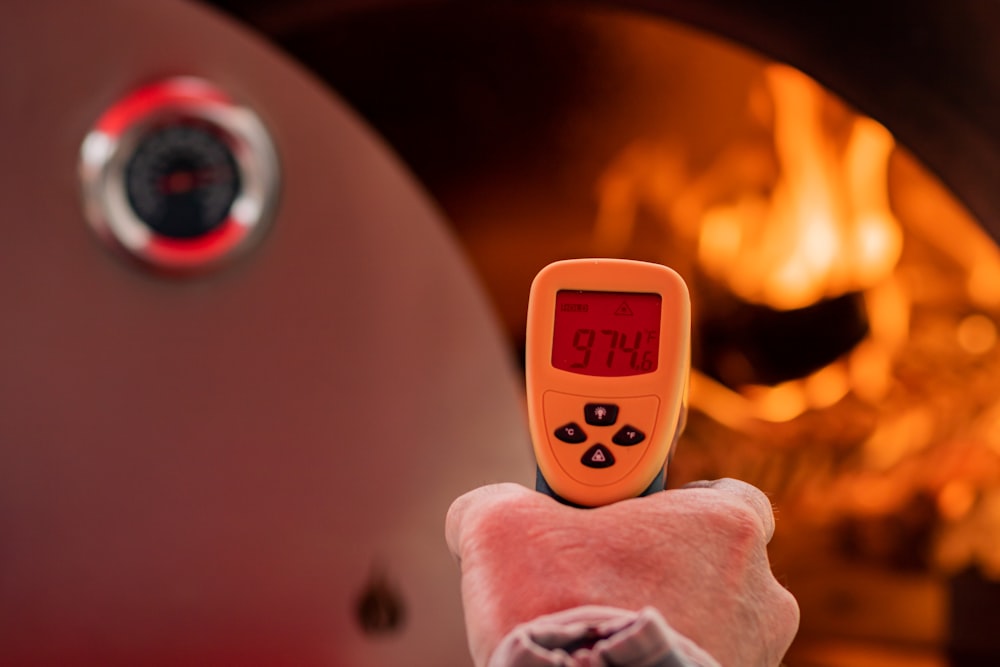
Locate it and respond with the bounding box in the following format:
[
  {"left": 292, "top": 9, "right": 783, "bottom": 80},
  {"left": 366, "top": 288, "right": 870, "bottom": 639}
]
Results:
[{"left": 526, "top": 259, "right": 691, "bottom": 507}]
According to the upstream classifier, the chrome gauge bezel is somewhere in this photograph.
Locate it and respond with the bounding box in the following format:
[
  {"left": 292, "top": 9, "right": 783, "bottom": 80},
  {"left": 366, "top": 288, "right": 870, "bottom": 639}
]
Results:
[{"left": 79, "top": 77, "right": 280, "bottom": 272}]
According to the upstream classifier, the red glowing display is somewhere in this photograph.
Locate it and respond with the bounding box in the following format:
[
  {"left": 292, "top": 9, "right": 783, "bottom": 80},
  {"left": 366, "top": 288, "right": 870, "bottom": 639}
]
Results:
[{"left": 552, "top": 290, "right": 662, "bottom": 376}]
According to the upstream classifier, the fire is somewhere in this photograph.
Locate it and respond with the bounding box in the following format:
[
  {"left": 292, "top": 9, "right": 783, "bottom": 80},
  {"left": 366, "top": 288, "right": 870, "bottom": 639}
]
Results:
[
  {"left": 575, "top": 23, "right": 1000, "bottom": 588},
  {"left": 592, "top": 65, "right": 916, "bottom": 426},
  {"left": 697, "top": 65, "right": 902, "bottom": 311},
  {"left": 592, "top": 64, "right": 911, "bottom": 423}
]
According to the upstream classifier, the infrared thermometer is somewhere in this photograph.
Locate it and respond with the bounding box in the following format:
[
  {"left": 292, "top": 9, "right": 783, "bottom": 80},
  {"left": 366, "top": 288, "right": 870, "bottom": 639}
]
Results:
[{"left": 526, "top": 258, "right": 691, "bottom": 507}]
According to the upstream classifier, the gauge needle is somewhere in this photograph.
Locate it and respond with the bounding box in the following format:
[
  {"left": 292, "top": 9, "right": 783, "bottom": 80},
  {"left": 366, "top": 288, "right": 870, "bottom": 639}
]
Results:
[{"left": 158, "top": 167, "right": 229, "bottom": 194}]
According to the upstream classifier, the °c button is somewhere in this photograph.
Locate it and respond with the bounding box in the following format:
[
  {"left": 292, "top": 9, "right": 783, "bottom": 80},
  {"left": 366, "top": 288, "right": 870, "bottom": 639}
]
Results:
[
  {"left": 554, "top": 422, "right": 587, "bottom": 444},
  {"left": 581, "top": 444, "right": 615, "bottom": 469}
]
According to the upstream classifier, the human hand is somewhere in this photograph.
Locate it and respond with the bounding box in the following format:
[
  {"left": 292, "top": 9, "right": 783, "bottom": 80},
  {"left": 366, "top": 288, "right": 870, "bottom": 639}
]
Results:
[{"left": 445, "top": 479, "right": 799, "bottom": 667}]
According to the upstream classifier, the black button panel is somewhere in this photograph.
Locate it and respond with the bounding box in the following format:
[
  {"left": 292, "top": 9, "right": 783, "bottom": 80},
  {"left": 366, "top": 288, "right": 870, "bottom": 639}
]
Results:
[
  {"left": 584, "top": 403, "right": 619, "bottom": 426},
  {"left": 612, "top": 425, "right": 646, "bottom": 447},
  {"left": 543, "top": 393, "right": 659, "bottom": 480},
  {"left": 554, "top": 422, "right": 587, "bottom": 444},
  {"left": 581, "top": 444, "right": 615, "bottom": 468}
]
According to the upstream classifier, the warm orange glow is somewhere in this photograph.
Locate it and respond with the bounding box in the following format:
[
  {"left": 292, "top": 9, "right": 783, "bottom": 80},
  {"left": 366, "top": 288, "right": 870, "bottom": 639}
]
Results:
[
  {"left": 846, "top": 277, "right": 910, "bottom": 404},
  {"left": 938, "top": 481, "right": 977, "bottom": 521},
  {"left": 592, "top": 143, "right": 686, "bottom": 255},
  {"left": 688, "top": 372, "right": 755, "bottom": 429},
  {"left": 749, "top": 380, "right": 807, "bottom": 423},
  {"left": 987, "top": 410, "right": 1000, "bottom": 457},
  {"left": 845, "top": 117, "right": 903, "bottom": 285},
  {"left": 696, "top": 65, "right": 902, "bottom": 311},
  {"left": 863, "top": 408, "right": 935, "bottom": 471},
  {"left": 848, "top": 339, "right": 894, "bottom": 404},
  {"left": 865, "top": 279, "right": 910, "bottom": 348},
  {"left": 685, "top": 278, "right": 898, "bottom": 424},
  {"left": 957, "top": 313, "right": 998, "bottom": 355},
  {"left": 803, "top": 362, "right": 850, "bottom": 410},
  {"left": 936, "top": 488, "right": 1000, "bottom": 579},
  {"left": 968, "top": 259, "right": 1000, "bottom": 308},
  {"left": 892, "top": 155, "right": 1000, "bottom": 310}
]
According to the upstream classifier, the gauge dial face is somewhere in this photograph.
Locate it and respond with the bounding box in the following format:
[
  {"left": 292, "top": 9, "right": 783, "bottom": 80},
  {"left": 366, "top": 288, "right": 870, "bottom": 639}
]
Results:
[
  {"left": 125, "top": 122, "right": 242, "bottom": 239},
  {"left": 79, "top": 77, "right": 279, "bottom": 272}
]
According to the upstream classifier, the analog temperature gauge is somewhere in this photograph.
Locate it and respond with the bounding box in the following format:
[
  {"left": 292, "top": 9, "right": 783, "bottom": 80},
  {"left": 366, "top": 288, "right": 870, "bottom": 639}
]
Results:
[{"left": 80, "top": 77, "right": 279, "bottom": 272}]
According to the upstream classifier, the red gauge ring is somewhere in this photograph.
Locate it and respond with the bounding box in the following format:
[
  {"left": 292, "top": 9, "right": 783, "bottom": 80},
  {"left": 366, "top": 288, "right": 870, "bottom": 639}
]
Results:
[{"left": 79, "top": 77, "right": 279, "bottom": 272}]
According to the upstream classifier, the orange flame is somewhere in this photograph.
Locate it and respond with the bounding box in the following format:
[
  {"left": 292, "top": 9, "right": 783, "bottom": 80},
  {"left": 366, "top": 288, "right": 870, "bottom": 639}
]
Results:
[{"left": 697, "top": 65, "right": 903, "bottom": 310}]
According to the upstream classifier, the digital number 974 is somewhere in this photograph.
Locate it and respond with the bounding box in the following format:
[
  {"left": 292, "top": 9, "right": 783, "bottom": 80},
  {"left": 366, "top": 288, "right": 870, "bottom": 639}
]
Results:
[{"left": 571, "top": 329, "right": 655, "bottom": 371}]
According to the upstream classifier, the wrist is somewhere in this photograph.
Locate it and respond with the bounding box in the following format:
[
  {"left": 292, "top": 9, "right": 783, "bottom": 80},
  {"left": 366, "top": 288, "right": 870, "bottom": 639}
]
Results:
[{"left": 486, "top": 606, "right": 721, "bottom": 667}]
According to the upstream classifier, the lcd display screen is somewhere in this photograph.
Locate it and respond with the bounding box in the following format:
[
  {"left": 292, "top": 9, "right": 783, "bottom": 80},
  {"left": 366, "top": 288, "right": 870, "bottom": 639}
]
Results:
[{"left": 552, "top": 290, "right": 662, "bottom": 376}]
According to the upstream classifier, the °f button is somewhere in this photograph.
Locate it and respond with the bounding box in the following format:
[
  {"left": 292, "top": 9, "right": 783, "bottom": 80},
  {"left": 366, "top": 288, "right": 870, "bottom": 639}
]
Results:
[
  {"left": 584, "top": 403, "right": 619, "bottom": 426},
  {"left": 581, "top": 444, "right": 615, "bottom": 469},
  {"left": 612, "top": 425, "right": 646, "bottom": 447}
]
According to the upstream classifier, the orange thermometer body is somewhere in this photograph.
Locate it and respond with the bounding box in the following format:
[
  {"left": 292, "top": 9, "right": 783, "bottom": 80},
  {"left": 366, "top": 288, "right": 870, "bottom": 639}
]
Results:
[{"left": 526, "top": 258, "right": 691, "bottom": 507}]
